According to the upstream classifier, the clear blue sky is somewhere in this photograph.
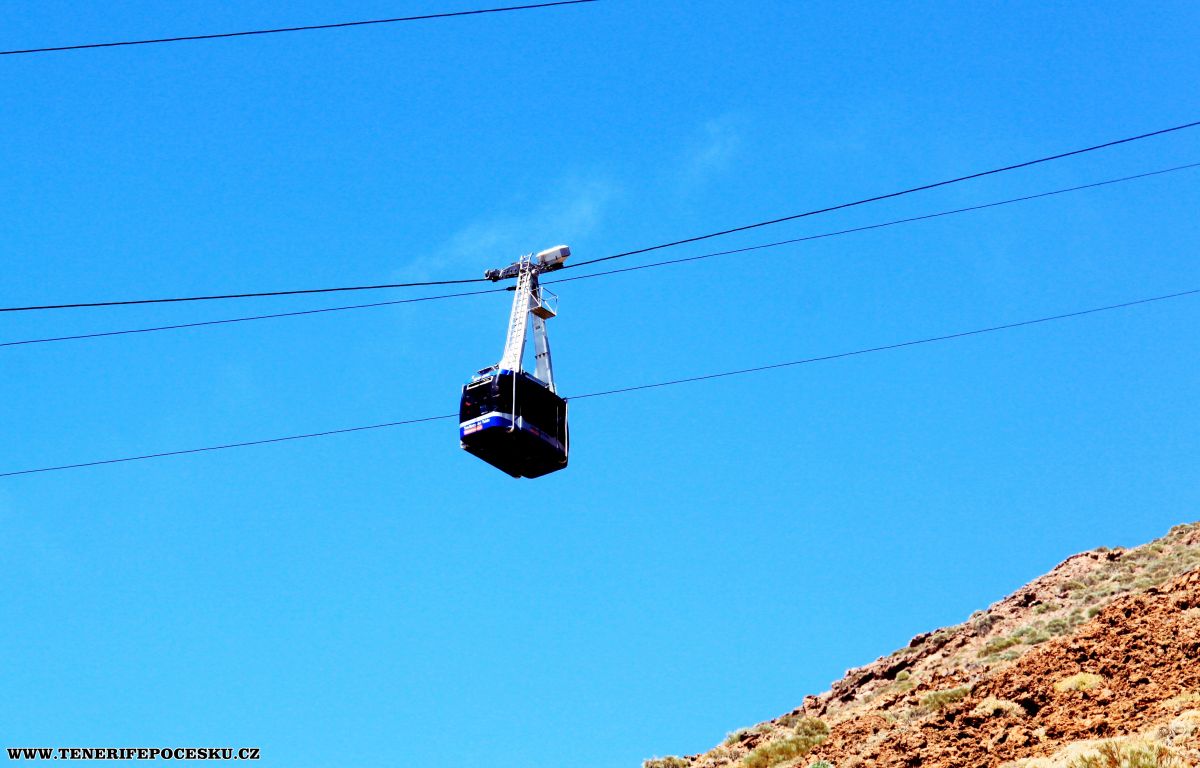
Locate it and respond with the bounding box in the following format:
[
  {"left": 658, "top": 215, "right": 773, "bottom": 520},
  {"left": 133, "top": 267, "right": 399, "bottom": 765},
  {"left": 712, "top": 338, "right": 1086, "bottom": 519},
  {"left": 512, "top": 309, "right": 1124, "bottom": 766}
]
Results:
[{"left": 2, "top": 2, "right": 1198, "bottom": 765}]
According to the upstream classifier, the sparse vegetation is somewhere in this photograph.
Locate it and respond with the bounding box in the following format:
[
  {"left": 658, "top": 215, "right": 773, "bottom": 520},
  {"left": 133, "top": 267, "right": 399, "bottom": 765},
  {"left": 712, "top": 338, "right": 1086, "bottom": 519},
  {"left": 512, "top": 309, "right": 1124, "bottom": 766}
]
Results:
[
  {"left": 1034, "top": 531, "right": 1200, "bottom": 640},
  {"left": 1163, "top": 691, "right": 1200, "bottom": 708},
  {"left": 1019, "top": 626, "right": 1052, "bottom": 645},
  {"left": 980, "top": 635, "right": 1022, "bottom": 657},
  {"left": 979, "top": 622, "right": 1057, "bottom": 659},
  {"left": 1054, "top": 672, "right": 1105, "bottom": 692},
  {"left": 788, "top": 718, "right": 829, "bottom": 741},
  {"left": 971, "top": 697, "right": 1025, "bottom": 718},
  {"left": 885, "top": 672, "right": 915, "bottom": 695},
  {"left": 643, "top": 523, "right": 1200, "bottom": 768},
  {"left": 972, "top": 610, "right": 999, "bottom": 634},
  {"left": 919, "top": 687, "right": 970, "bottom": 712},
  {"left": 1035, "top": 601, "right": 1061, "bottom": 615},
  {"left": 725, "top": 729, "right": 751, "bottom": 746},
  {"left": 740, "top": 719, "right": 828, "bottom": 768},
  {"left": 1067, "top": 741, "right": 1182, "bottom": 768},
  {"left": 742, "top": 732, "right": 827, "bottom": 768}
]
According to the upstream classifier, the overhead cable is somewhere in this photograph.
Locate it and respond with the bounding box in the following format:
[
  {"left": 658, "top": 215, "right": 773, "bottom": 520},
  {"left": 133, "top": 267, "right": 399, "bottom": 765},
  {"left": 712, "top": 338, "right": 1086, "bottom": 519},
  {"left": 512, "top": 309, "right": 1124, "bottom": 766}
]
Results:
[
  {"left": 552, "top": 161, "right": 1200, "bottom": 278},
  {"left": 563, "top": 119, "right": 1200, "bottom": 270},
  {"left": 568, "top": 289, "right": 1200, "bottom": 399},
  {"left": 0, "top": 288, "right": 507, "bottom": 349},
  {"left": 3, "top": 287, "right": 1194, "bottom": 478},
  {"left": 0, "top": 415, "right": 459, "bottom": 478},
  {"left": 4, "top": 162, "right": 1196, "bottom": 350},
  {"left": 2, "top": 120, "right": 1197, "bottom": 315},
  {"left": 0, "top": 1, "right": 599, "bottom": 57},
  {"left": 0, "top": 275, "right": 487, "bottom": 314}
]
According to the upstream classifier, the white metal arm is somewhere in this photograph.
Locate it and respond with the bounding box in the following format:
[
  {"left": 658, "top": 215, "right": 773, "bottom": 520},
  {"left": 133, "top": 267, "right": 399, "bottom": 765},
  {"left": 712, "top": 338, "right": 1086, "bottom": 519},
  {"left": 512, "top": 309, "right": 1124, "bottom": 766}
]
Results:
[{"left": 490, "top": 246, "right": 568, "bottom": 391}]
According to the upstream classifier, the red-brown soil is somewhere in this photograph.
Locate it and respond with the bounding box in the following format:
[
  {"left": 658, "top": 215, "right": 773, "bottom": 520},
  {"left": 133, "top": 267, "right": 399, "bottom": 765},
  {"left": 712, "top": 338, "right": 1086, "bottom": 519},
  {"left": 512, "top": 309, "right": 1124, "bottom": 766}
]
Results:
[{"left": 809, "top": 569, "right": 1200, "bottom": 767}]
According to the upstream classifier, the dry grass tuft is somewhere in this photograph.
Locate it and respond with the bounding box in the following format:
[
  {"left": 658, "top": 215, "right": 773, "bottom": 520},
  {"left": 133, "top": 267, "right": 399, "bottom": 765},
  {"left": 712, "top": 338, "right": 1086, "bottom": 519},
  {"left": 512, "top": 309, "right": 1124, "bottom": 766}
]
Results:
[
  {"left": 919, "top": 687, "right": 970, "bottom": 712},
  {"left": 741, "top": 719, "right": 828, "bottom": 768},
  {"left": 1068, "top": 741, "right": 1183, "bottom": 768},
  {"left": 972, "top": 697, "right": 1026, "bottom": 718},
  {"left": 725, "top": 729, "right": 751, "bottom": 747},
  {"left": 1054, "top": 673, "right": 1104, "bottom": 693}
]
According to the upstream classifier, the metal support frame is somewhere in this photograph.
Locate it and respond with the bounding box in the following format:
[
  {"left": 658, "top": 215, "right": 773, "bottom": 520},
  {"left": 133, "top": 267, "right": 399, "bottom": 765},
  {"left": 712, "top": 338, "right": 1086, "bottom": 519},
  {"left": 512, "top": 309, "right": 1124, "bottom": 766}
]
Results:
[{"left": 490, "top": 246, "right": 568, "bottom": 393}]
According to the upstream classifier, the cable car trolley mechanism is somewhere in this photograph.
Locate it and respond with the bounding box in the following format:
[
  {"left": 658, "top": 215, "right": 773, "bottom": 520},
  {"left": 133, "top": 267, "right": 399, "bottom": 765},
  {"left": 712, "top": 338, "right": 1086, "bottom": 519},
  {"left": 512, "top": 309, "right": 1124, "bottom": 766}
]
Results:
[{"left": 458, "top": 245, "right": 571, "bottom": 478}]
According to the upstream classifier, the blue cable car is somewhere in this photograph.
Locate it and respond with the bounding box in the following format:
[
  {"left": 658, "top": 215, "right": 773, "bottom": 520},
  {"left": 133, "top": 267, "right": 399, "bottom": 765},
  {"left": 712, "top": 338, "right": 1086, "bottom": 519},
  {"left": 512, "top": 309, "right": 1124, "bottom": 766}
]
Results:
[{"left": 459, "top": 368, "right": 568, "bottom": 478}]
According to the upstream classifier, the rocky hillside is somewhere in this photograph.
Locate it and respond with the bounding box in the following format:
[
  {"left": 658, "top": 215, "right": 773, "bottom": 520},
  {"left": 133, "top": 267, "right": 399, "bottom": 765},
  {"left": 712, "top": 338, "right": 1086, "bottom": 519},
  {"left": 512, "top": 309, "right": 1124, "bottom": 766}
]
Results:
[{"left": 645, "top": 522, "right": 1200, "bottom": 768}]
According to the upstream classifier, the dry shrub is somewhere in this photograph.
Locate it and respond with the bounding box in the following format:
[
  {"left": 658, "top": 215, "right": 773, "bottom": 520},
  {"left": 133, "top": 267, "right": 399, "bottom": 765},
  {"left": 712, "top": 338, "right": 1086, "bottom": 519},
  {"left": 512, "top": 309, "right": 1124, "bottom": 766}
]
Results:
[
  {"left": 972, "top": 697, "right": 1025, "bottom": 718},
  {"left": 919, "top": 687, "right": 970, "bottom": 712},
  {"left": 1068, "top": 741, "right": 1182, "bottom": 768},
  {"left": 1054, "top": 673, "right": 1104, "bottom": 692},
  {"left": 741, "top": 721, "right": 828, "bottom": 768}
]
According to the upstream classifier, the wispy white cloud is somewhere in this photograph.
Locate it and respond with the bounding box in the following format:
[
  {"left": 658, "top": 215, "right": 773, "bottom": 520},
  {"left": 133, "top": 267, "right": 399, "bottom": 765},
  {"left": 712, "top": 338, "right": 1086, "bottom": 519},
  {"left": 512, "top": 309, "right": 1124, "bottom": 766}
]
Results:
[
  {"left": 401, "top": 116, "right": 744, "bottom": 281},
  {"left": 395, "top": 116, "right": 744, "bottom": 282},
  {"left": 401, "top": 179, "right": 618, "bottom": 280},
  {"left": 678, "top": 115, "right": 743, "bottom": 192}
]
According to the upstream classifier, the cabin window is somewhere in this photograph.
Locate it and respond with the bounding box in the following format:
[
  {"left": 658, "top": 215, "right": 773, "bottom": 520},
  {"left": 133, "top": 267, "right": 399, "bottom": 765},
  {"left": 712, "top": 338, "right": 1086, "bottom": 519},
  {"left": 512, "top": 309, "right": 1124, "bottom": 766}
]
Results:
[{"left": 460, "top": 381, "right": 496, "bottom": 421}]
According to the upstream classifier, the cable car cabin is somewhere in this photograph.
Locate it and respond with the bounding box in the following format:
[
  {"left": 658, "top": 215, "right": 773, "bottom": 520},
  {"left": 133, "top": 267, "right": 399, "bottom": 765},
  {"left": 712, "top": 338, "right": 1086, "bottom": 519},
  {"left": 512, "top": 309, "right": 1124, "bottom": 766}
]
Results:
[
  {"left": 465, "top": 246, "right": 571, "bottom": 478},
  {"left": 459, "top": 369, "right": 568, "bottom": 478}
]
